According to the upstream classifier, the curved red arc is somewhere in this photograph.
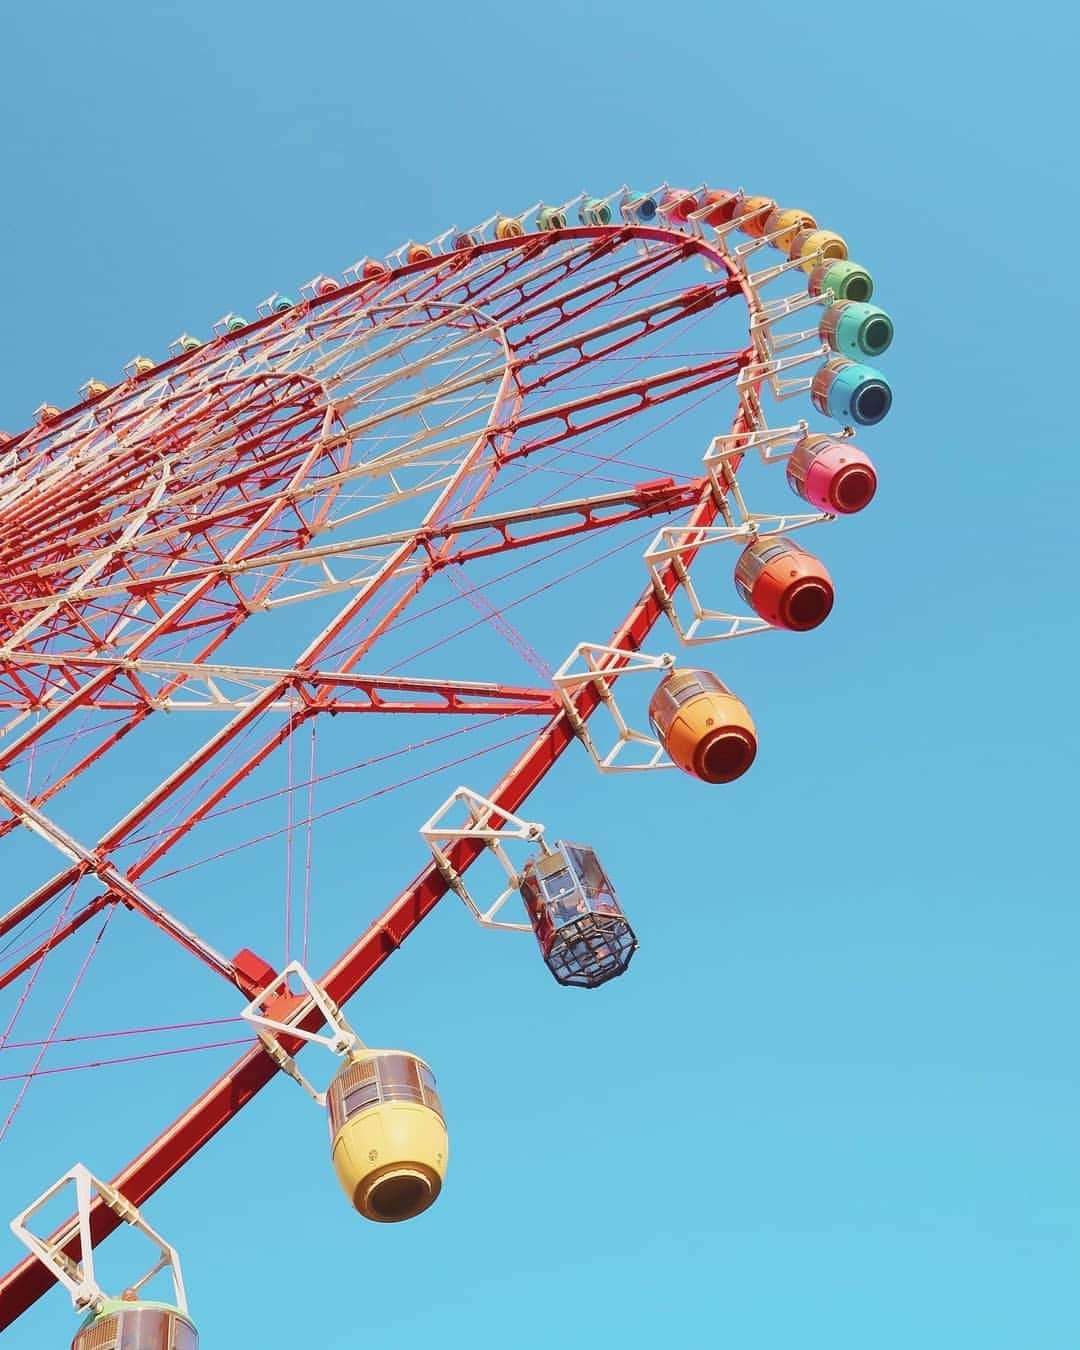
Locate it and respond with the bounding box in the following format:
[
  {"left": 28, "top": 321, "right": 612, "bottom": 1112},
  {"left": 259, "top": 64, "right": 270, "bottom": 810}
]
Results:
[{"left": 0, "top": 218, "right": 758, "bottom": 1327}]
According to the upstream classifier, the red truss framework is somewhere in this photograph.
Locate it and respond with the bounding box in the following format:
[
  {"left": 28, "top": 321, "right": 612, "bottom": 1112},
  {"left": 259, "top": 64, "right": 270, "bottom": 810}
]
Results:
[{"left": 0, "top": 214, "right": 761, "bottom": 1327}]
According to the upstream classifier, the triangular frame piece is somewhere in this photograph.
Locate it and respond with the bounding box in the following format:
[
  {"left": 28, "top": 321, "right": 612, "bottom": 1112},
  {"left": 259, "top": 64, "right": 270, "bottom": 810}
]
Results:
[
  {"left": 552, "top": 642, "right": 675, "bottom": 773},
  {"left": 9, "top": 1163, "right": 188, "bottom": 1315},
  {"left": 419, "top": 786, "right": 541, "bottom": 933}
]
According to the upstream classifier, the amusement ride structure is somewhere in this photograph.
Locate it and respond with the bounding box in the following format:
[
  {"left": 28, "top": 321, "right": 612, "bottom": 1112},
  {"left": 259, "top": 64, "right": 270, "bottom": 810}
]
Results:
[{"left": 0, "top": 181, "right": 893, "bottom": 1345}]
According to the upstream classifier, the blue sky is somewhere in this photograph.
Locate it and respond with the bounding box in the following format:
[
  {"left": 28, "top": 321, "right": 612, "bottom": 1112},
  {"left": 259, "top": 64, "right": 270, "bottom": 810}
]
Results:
[{"left": 1, "top": 1, "right": 1078, "bottom": 1346}]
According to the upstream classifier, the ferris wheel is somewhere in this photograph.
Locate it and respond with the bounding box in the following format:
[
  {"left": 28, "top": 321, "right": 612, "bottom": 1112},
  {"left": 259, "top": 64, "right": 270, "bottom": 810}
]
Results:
[{"left": 0, "top": 181, "right": 893, "bottom": 1344}]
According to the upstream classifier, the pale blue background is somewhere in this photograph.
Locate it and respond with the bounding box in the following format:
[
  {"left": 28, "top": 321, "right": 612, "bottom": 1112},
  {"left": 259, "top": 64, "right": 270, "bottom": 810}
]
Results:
[{"left": 1, "top": 1, "right": 1078, "bottom": 1346}]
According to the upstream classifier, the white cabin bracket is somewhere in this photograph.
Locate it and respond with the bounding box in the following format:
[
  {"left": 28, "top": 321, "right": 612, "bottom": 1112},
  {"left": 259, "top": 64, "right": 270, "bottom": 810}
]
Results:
[
  {"left": 703, "top": 420, "right": 810, "bottom": 470},
  {"left": 750, "top": 289, "right": 829, "bottom": 355},
  {"left": 645, "top": 524, "right": 769, "bottom": 645},
  {"left": 552, "top": 643, "right": 676, "bottom": 772},
  {"left": 701, "top": 419, "right": 854, "bottom": 503},
  {"left": 419, "top": 787, "right": 543, "bottom": 933},
  {"left": 257, "top": 292, "right": 294, "bottom": 317},
  {"left": 9, "top": 1163, "right": 188, "bottom": 1315},
  {"left": 241, "top": 961, "right": 363, "bottom": 1105},
  {"left": 738, "top": 344, "right": 829, "bottom": 408}
]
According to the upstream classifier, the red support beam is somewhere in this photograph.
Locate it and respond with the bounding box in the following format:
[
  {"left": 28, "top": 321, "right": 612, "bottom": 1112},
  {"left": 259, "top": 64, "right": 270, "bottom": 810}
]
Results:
[
  {"left": 0, "top": 423, "right": 750, "bottom": 1326},
  {"left": 0, "top": 896, "right": 112, "bottom": 994},
  {"left": 0, "top": 217, "right": 761, "bottom": 1329}
]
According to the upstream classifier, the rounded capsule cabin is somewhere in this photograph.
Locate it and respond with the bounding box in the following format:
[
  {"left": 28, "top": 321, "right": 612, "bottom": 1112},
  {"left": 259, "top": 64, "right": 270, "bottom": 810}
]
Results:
[
  {"left": 699, "top": 189, "right": 739, "bottom": 226},
  {"left": 787, "top": 434, "right": 877, "bottom": 515},
  {"left": 406, "top": 243, "right": 433, "bottom": 264},
  {"left": 659, "top": 190, "right": 699, "bottom": 223},
  {"left": 648, "top": 669, "right": 757, "bottom": 784},
  {"left": 494, "top": 216, "right": 524, "bottom": 240},
  {"left": 326, "top": 1051, "right": 447, "bottom": 1223},
  {"left": 789, "top": 227, "right": 848, "bottom": 272},
  {"left": 808, "top": 258, "right": 874, "bottom": 304},
  {"left": 764, "top": 207, "right": 817, "bottom": 252},
  {"left": 812, "top": 358, "right": 893, "bottom": 426},
  {"left": 72, "top": 1299, "right": 198, "bottom": 1350},
  {"left": 623, "top": 190, "right": 658, "bottom": 223},
  {"left": 536, "top": 205, "right": 567, "bottom": 232},
  {"left": 579, "top": 197, "right": 613, "bottom": 226},
  {"left": 734, "top": 195, "right": 775, "bottom": 237},
  {"left": 518, "top": 842, "right": 636, "bottom": 989},
  {"left": 734, "top": 536, "right": 834, "bottom": 631},
  {"left": 820, "top": 300, "right": 893, "bottom": 360}
]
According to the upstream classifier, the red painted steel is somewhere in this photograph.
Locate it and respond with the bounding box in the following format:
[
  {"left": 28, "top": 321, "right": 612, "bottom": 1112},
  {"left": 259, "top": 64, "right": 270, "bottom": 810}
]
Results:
[{"left": 0, "top": 216, "right": 758, "bottom": 1327}]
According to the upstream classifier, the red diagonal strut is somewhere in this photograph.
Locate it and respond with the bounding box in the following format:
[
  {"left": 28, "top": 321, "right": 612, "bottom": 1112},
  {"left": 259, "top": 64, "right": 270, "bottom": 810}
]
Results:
[{"left": 0, "top": 218, "right": 760, "bottom": 1328}]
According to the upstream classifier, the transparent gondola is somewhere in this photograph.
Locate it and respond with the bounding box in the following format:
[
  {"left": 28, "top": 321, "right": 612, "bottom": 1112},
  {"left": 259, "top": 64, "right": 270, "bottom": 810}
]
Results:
[
  {"left": 517, "top": 841, "right": 636, "bottom": 988},
  {"left": 421, "top": 788, "right": 637, "bottom": 991}
]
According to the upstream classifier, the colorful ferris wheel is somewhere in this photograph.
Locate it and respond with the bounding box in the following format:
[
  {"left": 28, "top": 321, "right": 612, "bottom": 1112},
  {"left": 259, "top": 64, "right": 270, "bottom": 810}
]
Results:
[{"left": 0, "top": 180, "right": 893, "bottom": 1345}]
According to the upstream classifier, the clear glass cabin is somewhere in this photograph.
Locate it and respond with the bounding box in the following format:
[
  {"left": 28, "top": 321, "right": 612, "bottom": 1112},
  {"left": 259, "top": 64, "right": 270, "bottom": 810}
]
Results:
[{"left": 518, "top": 842, "right": 636, "bottom": 989}]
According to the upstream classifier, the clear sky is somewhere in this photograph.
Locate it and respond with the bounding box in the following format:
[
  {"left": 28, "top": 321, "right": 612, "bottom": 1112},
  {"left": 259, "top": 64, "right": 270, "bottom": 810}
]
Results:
[{"left": 1, "top": 1, "right": 1078, "bottom": 1347}]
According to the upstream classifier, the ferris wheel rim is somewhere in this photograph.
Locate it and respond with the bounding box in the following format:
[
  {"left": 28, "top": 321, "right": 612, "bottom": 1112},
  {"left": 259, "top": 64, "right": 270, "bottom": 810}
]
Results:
[{"left": 0, "top": 205, "right": 778, "bottom": 1327}]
